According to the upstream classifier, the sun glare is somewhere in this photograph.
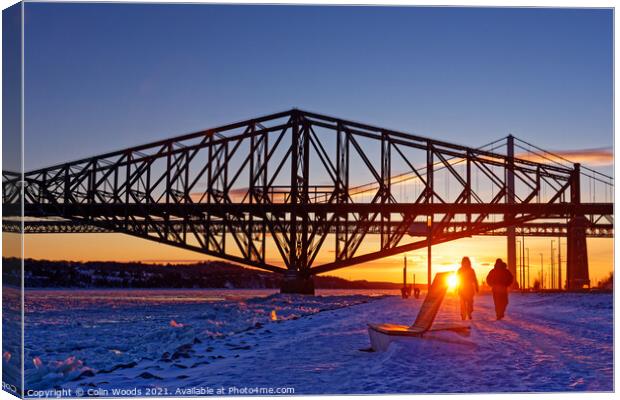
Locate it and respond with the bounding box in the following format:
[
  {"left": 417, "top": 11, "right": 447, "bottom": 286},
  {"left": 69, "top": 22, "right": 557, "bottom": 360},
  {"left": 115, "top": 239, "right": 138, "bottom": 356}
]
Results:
[{"left": 447, "top": 273, "right": 458, "bottom": 290}]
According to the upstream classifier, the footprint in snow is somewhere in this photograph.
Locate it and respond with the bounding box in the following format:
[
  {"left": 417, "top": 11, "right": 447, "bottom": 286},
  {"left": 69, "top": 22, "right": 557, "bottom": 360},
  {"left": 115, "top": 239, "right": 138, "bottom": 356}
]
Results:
[
  {"left": 72, "top": 370, "right": 95, "bottom": 381},
  {"left": 190, "top": 361, "right": 209, "bottom": 368},
  {"left": 137, "top": 372, "right": 162, "bottom": 380},
  {"left": 230, "top": 345, "right": 252, "bottom": 350},
  {"left": 99, "top": 361, "right": 137, "bottom": 373}
]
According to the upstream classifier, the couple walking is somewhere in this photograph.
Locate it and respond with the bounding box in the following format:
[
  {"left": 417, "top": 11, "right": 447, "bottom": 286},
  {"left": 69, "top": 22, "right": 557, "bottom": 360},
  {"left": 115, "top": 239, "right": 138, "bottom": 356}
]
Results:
[{"left": 456, "top": 257, "right": 514, "bottom": 320}]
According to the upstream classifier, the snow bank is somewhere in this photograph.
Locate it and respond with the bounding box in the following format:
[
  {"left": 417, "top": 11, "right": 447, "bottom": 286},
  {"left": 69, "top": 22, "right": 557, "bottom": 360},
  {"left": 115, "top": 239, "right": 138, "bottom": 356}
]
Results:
[
  {"left": 24, "top": 289, "right": 379, "bottom": 390},
  {"left": 23, "top": 289, "right": 612, "bottom": 394}
]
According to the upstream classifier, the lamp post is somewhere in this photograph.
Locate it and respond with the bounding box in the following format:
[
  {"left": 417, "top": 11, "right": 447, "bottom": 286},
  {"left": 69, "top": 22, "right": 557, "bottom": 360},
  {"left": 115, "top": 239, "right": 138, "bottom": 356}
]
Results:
[
  {"left": 402, "top": 254, "right": 408, "bottom": 299},
  {"left": 539, "top": 253, "right": 544, "bottom": 290},
  {"left": 521, "top": 234, "right": 530, "bottom": 289},
  {"left": 526, "top": 247, "right": 530, "bottom": 290},
  {"left": 517, "top": 239, "right": 522, "bottom": 292},
  {"left": 427, "top": 215, "right": 433, "bottom": 291},
  {"left": 558, "top": 236, "right": 562, "bottom": 290},
  {"left": 551, "top": 240, "right": 556, "bottom": 290}
]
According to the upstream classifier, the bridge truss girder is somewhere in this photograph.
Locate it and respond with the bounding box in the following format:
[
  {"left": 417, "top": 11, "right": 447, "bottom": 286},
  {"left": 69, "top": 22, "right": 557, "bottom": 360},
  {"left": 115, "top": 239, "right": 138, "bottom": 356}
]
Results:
[
  {"left": 6, "top": 219, "right": 612, "bottom": 239},
  {"left": 3, "top": 109, "right": 613, "bottom": 285}
]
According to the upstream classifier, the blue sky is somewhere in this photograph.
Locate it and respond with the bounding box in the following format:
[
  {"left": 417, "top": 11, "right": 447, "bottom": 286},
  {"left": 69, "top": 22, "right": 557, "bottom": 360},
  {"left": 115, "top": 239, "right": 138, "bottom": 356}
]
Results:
[
  {"left": 23, "top": 4, "right": 612, "bottom": 171},
  {"left": 3, "top": 3, "right": 21, "bottom": 172}
]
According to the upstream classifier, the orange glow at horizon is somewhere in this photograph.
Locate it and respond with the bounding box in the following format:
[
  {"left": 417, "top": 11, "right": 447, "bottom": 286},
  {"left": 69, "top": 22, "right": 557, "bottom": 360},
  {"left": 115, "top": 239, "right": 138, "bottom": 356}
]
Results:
[{"left": 3, "top": 232, "right": 613, "bottom": 287}]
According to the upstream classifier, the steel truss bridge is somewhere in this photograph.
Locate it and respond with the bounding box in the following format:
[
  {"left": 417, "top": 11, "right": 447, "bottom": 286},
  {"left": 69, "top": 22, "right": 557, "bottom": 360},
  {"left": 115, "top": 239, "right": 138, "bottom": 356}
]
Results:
[{"left": 2, "top": 109, "right": 613, "bottom": 293}]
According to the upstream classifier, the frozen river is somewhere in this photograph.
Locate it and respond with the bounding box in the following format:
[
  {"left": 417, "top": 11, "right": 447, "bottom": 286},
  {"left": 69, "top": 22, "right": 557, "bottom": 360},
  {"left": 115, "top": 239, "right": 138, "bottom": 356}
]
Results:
[{"left": 10, "top": 288, "right": 613, "bottom": 395}]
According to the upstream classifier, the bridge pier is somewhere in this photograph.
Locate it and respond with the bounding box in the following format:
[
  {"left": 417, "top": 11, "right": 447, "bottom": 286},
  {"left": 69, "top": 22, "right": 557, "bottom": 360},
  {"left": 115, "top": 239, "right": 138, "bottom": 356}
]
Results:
[
  {"left": 566, "top": 164, "right": 590, "bottom": 291},
  {"left": 280, "top": 271, "right": 315, "bottom": 295},
  {"left": 566, "top": 215, "right": 590, "bottom": 290}
]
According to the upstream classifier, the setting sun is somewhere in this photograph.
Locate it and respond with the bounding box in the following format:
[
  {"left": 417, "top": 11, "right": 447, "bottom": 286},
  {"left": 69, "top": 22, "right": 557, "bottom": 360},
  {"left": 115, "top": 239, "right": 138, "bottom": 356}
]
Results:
[{"left": 447, "top": 273, "right": 458, "bottom": 290}]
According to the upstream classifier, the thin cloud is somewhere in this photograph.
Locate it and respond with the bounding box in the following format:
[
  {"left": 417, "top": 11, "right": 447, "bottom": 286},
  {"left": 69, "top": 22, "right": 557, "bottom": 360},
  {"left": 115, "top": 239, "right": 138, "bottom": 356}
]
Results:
[{"left": 517, "top": 147, "right": 613, "bottom": 167}]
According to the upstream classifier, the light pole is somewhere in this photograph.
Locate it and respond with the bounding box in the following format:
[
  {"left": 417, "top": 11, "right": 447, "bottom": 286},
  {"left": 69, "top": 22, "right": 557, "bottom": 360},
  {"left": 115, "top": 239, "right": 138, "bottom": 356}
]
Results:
[
  {"left": 402, "top": 254, "right": 408, "bottom": 298},
  {"left": 539, "top": 253, "right": 544, "bottom": 290},
  {"left": 517, "top": 239, "right": 522, "bottom": 292},
  {"left": 558, "top": 236, "right": 562, "bottom": 290},
  {"left": 427, "top": 215, "right": 433, "bottom": 291},
  {"left": 521, "top": 234, "right": 526, "bottom": 291},
  {"left": 551, "top": 240, "right": 555, "bottom": 290},
  {"left": 526, "top": 247, "right": 530, "bottom": 289}
]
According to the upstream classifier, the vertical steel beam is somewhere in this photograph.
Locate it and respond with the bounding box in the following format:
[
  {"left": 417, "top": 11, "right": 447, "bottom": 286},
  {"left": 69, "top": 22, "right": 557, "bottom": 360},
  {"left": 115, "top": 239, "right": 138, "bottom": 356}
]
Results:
[
  {"left": 248, "top": 123, "right": 256, "bottom": 260},
  {"left": 335, "top": 123, "right": 349, "bottom": 260},
  {"left": 506, "top": 135, "right": 517, "bottom": 288},
  {"left": 289, "top": 111, "right": 299, "bottom": 271},
  {"left": 125, "top": 152, "right": 132, "bottom": 230},
  {"left": 259, "top": 130, "right": 268, "bottom": 261},
  {"left": 426, "top": 145, "right": 433, "bottom": 290},
  {"left": 205, "top": 137, "right": 214, "bottom": 251},
  {"left": 63, "top": 167, "right": 70, "bottom": 208},
  {"left": 466, "top": 151, "right": 472, "bottom": 228},
  {"left": 380, "top": 132, "right": 391, "bottom": 249},
  {"left": 426, "top": 144, "right": 434, "bottom": 204},
  {"left": 300, "top": 118, "right": 310, "bottom": 273},
  {"left": 222, "top": 142, "right": 229, "bottom": 251},
  {"left": 281, "top": 110, "right": 314, "bottom": 294},
  {"left": 247, "top": 128, "right": 269, "bottom": 203}
]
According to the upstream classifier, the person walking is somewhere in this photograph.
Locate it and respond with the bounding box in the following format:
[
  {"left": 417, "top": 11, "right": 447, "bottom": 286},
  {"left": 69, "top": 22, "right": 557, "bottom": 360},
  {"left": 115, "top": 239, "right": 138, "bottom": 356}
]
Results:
[
  {"left": 456, "top": 256, "right": 479, "bottom": 320},
  {"left": 486, "top": 258, "right": 514, "bottom": 320}
]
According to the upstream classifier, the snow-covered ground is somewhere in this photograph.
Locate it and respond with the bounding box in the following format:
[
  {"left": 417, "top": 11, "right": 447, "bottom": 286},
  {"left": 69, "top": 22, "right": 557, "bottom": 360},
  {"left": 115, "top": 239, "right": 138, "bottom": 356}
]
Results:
[{"left": 18, "top": 289, "right": 612, "bottom": 395}]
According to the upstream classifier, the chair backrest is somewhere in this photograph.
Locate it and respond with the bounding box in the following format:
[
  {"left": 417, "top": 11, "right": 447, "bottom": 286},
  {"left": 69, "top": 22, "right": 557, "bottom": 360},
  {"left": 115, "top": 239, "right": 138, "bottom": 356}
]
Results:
[{"left": 410, "top": 272, "right": 450, "bottom": 331}]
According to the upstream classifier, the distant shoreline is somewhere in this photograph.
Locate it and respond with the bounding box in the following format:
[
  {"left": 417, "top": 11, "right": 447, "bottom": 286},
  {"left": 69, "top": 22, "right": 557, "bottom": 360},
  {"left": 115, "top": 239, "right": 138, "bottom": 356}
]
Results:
[
  {"left": 3, "top": 257, "right": 410, "bottom": 290},
  {"left": 9, "top": 285, "right": 611, "bottom": 295},
  {"left": 4, "top": 258, "right": 612, "bottom": 293}
]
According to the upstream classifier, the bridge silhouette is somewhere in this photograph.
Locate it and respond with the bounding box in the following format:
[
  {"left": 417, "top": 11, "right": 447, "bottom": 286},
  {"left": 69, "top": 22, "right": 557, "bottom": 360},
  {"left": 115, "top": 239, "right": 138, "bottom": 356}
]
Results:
[{"left": 2, "top": 109, "right": 613, "bottom": 293}]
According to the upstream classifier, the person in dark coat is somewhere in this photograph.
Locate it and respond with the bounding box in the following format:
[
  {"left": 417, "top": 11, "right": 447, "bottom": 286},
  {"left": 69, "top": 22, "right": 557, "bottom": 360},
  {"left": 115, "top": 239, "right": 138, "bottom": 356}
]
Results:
[
  {"left": 486, "top": 258, "right": 514, "bottom": 320},
  {"left": 456, "top": 256, "right": 479, "bottom": 320}
]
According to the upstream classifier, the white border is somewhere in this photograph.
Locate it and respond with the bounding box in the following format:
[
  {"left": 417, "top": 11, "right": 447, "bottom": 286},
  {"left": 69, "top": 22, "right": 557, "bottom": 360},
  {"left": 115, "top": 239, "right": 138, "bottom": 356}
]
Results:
[{"left": 0, "top": 2, "right": 616, "bottom": 400}]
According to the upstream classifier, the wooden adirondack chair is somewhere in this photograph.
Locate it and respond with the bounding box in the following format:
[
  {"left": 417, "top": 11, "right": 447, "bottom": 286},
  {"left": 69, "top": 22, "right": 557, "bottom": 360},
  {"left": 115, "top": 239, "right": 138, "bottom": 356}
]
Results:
[{"left": 367, "top": 272, "right": 471, "bottom": 351}]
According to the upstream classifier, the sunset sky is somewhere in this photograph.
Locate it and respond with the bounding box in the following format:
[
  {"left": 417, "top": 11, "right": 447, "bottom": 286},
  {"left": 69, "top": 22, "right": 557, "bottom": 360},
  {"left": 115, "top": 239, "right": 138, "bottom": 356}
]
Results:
[
  {"left": 12, "top": 233, "right": 611, "bottom": 287},
  {"left": 10, "top": 5, "right": 613, "bottom": 285}
]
